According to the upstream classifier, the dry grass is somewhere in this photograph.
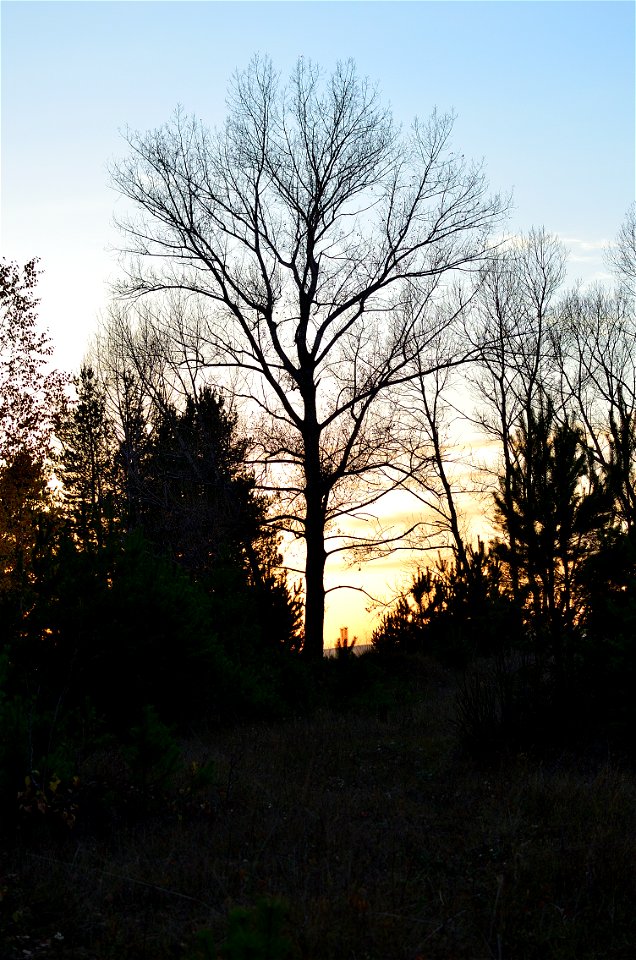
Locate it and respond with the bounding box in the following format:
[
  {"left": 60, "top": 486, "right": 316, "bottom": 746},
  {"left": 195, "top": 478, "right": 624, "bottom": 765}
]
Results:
[{"left": 2, "top": 660, "right": 636, "bottom": 959}]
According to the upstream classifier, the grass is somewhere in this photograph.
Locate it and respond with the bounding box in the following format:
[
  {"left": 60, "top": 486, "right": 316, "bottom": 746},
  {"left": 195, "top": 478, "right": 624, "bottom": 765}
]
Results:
[{"left": 2, "top": 656, "right": 636, "bottom": 959}]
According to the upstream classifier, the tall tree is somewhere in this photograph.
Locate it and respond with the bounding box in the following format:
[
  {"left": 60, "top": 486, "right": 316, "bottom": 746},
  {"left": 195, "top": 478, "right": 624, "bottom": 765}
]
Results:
[
  {"left": 111, "top": 57, "right": 506, "bottom": 657},
  {"left": 555, "top": 285, "right": 636, "bottom": 531},
  {"left": 393, "top": 329, "right": 476, "bottom": 576},
  {"left": 0, "top": 259, "right": 65, "bottom": 637},
  {"left": 493, "top": 400, "right": 608, "bottom": 684},
  {"left": 93, "top": 309, "right": 303, "bottom": 653},
  {"left": 0, "top": 259, "right": 65, "bottom": 464},
  {"left": 55, "top": 365, "right": 118, "bottom": 548},
  {"left": 469, "top": 229, "right": 566, "bottom": 609},
  {"left": 139, "top": 387, "right": 266, "bottom": 576}
]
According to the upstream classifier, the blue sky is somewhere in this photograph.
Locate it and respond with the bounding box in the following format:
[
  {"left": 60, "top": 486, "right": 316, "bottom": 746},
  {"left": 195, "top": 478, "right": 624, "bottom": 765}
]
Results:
[
  {"left": 2, "top": 1, "right": 634, "bottom": 641},
  {"left": 2, "top": 1, "right": 634, "bottom": 368}
]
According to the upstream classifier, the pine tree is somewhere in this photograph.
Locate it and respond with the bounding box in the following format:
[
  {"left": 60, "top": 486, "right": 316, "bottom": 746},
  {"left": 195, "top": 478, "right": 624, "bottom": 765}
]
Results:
[
  {"left": 494, "top": 400, "right": 609, "bottom": 679},
  {"left": 56, "top": 365, "right": 118, "bottom": 548}
]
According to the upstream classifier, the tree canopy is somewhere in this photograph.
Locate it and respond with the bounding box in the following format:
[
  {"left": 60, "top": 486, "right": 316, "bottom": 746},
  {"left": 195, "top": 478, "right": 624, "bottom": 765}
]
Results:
[{"left": 111, "top": 56, "right": 506, "bottom": 656}]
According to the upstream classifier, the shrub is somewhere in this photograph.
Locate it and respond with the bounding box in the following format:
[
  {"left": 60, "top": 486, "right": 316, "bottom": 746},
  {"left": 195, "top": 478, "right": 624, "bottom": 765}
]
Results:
[{"left": 189, "top": 898, "right": 295, "bottom": 960}]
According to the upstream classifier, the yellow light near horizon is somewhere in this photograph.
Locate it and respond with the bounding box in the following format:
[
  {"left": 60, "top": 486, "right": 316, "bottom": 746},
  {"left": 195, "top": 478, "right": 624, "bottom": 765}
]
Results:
[{"left": 308, "top": 478, "right": 498, "bottom": 649}]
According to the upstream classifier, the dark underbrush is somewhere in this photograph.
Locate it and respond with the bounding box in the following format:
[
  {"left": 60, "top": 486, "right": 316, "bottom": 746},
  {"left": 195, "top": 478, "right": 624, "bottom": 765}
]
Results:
[{"left": 2, "top": 653, "right": 635, "bottom": 960}]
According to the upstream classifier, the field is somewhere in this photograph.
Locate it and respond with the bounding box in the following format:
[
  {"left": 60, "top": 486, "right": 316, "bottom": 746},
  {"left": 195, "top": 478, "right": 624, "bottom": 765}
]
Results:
[{"left": 2, "top": 657, "right": 635, "bottom": 960}]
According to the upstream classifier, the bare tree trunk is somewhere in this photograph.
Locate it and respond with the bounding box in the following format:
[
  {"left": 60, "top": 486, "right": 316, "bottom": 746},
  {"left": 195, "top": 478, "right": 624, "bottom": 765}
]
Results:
[
  {"left": 304, "top": 491, "right": 326, "bottom": 660},
  {"left": 421, "top": 369, "right": 471, "bottom": 576},
  {"left": 302, "top": 406, "right": 327, "bottom": 658}
]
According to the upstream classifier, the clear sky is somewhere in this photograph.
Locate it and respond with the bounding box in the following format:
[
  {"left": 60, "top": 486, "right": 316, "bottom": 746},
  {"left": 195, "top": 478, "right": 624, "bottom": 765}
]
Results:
[{"left": 2, "top": 0, "right": 634, "bottom": 642}]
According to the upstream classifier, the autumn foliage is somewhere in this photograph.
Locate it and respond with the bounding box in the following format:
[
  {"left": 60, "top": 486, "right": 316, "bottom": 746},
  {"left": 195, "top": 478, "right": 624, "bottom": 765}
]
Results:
[{"left": 0, "top": 259, "right": 65, "bottom": 462}]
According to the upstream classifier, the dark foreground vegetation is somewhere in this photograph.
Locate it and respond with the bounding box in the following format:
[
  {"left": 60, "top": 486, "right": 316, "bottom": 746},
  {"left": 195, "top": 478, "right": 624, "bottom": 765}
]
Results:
[{"left": 2, "top": 652, "right": 636, "bottom": 960}]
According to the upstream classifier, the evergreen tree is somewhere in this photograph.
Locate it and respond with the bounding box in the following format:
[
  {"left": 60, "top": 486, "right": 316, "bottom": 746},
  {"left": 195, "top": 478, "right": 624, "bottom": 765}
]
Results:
[
  {"left": 138, "top": 388, "right": 262, "bottom": 576},
  {"left": 0, "top": 260, "right": 65, "bottom": 641},
  {"left": 372, "top": 542, "right": 513, "bottom": 663},
  {"left": 55, "top": 365, "right": 118, "bottom": 548},
  {"left": 493, "top": 400, "right": 609, "bottom": 680},
  {"left": 0, "top": 450, "right": 58, "bottom": 619},
  {"left": 131, "top": 386, "right": 302, "bottom": 654}
]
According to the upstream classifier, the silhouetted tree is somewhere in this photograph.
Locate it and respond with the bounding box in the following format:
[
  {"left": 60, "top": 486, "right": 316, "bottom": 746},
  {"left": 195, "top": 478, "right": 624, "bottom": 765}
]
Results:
[
  {"left": 90, "top": 314, "right": 304, "bottom": 654},
  {"left": 0, "top": 451, "right": 58, "bottom": 620},
  {"left": 110, "top": 56, "right": 506, "bottom": 657},
  {"left": 0, "top": 259, "right": 65, "bottom": 644},
  {"left": 55, "top": 365, "right": 118, "bottom": 548},
  {"left": 138, "top": 388, "right": 302, "bottom": 655},
  {"left": 372, "top": 541, "right": 512, "bottom": 663},
  {"left": 555, "top": 285, "right": 636, "bottom": 531},
  {"left": 139, "top": 388, "right": 260, "bottom": 573},
  {"left": 469, "top": 230, "right": 566, "bottom": 612},
  {"left": 393, "top": 330, "right": 476, "bottom": 576},
  {"left": 608, "top": 203, "right": 636, "bottom": 298},
  {"left": 493, "top": 400, "right": 608, "bottom": 685},
  {"left": 0, "top": 259, "right": 65, "bottom": 463},
  {"left": 575, "top": 525, "right": 636, "bottom": 735}
]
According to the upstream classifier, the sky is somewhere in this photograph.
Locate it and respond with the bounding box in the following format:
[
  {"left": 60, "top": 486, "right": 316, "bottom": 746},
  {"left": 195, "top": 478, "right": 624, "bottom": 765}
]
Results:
[{"left": 2, "top": 0, "right": 635, "bottom": 643}]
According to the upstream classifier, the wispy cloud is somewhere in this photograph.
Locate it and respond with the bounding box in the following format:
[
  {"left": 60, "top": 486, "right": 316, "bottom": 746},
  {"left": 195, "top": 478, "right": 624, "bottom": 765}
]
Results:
[
  {"left": 556, "top": 235, "right": 617, "bottom": 286},
  {"left": 561, "top": 237, "right": 610, "bottom": 253}
]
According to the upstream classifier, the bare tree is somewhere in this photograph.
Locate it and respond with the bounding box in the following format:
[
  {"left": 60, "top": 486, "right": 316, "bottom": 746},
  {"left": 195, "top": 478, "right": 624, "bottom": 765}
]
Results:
[
  {"left": 110, "top": 56, "right": 506, "bottom": 658},
  {"left": 555, "top": 284, "right": 636, "bottom": 530},
  {"left": 389, "top": 298, "right": 480, "bottom": 577},
  {"left": 466, "top": 229, "right": 566, "bottom": 607},
  {"left": 607, "top": 204, "right": 636, "bottom": 298}
]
